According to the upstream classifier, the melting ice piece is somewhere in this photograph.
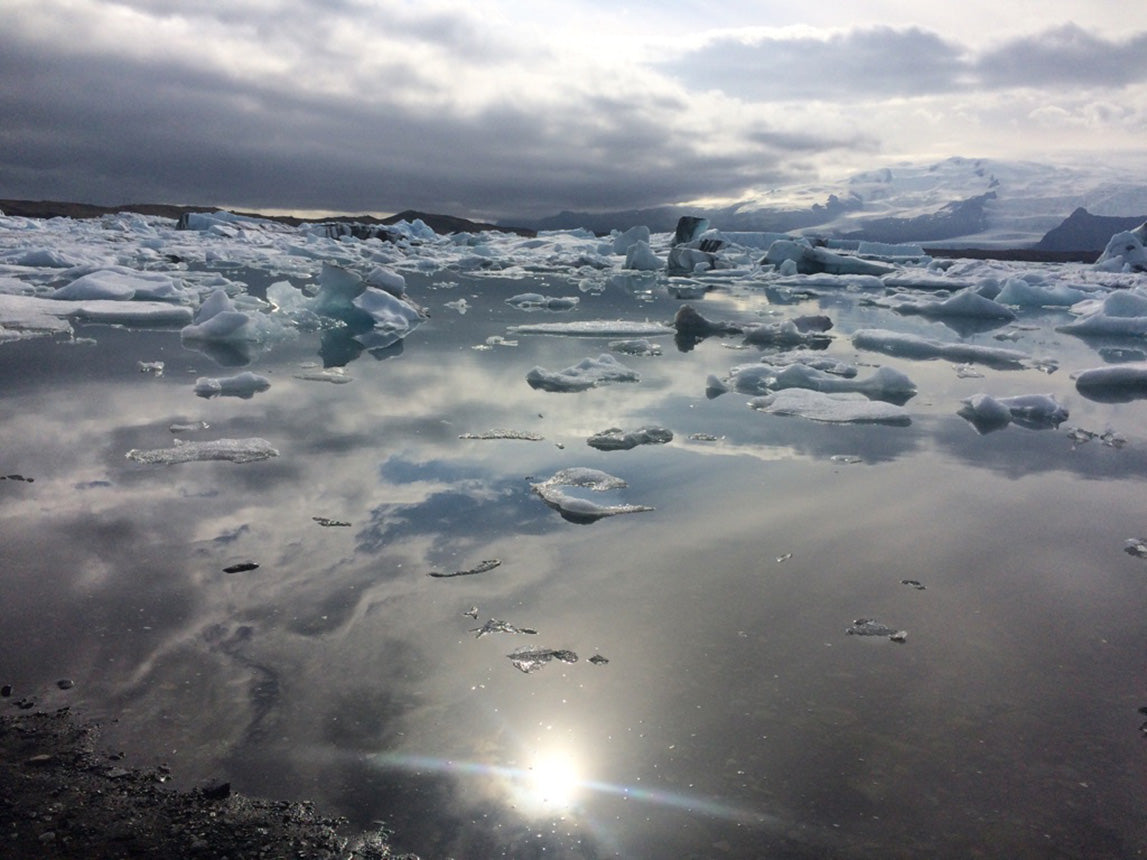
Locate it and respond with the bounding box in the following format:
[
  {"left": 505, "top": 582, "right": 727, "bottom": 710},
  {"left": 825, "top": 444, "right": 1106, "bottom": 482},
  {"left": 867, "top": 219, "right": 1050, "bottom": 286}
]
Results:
[
  {"left": 852, "top": 329, "right": 1028, "bottom": 369},
  {"left": 752, "top": 363, "right": 916, "bottom": 403},
  {"left": 459, "top": 429, "right": 545, "bottom": 441},
  {"left": 294, "top": 367, "right": 352, "bottom": 384},
  {"left": 526, "top": 354, "right": 639, "bottom": 392},
  {"left": 508, "top": 320, "right": 670, "bottom": 337},
  {"left": 846, "top": 618, "right": 907, "bottom": 641},
  {"left": 609, "top": 338, "right": 662, "bottom": 356},
  {"left": 427, "top": 559, "right": 502, "bottom": 578},
  {"left": 958, "top": 393, "right": 1068, "bottom": 433},
  {"left": 51, "top": 268, "right": 186, "bottom": 303},
  {"left": 194, "top": 371, "right": 271, "bottom": 399},
  {"left": 995, "top": 277, "right": 1090, "bottom": 307},
  {"left": 749, "top": 390, "right": 911, "bottom": 425},
  {"left": 313, "top": 517, "right": 352, "bottom": 527},
  {"left": 137, "top": 361, "right": 164, "bottom": 375},
  {"left": 506, "top": 293, "right": 580, "bottom": 311},
  {"left": 471, "top": 619, "right": 538, "bottom": 638},
  {"left": 763, "top": 239, "right": 895, "bottom": 276},
  {"left": 531, "top": 467, "right": 654, "bottom": 522},
  {"left": 1074, "top": 363, "right": 1147, "bottom": 402},
  {"left": 507, "top": 647, "right": 578, "bottom": 673},
  {"left": 586, "top": 426, "right": 673, "bottom": 450},
  {"left": 1123, "top": 539, "right": 1147, "bottom": 558},
  {"left": 169, "top": 421, "right": 209, "bottom": 433},
  {"left": 874, "top": 289, "right": 1016, "bottom": 320},
  {"left": 126, "top": 438, "right": 279, "bottom": 465}
]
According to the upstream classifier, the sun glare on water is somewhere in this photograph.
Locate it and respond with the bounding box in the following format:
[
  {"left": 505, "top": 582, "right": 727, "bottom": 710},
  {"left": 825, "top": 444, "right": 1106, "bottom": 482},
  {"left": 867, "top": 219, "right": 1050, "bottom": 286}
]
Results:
[{"left": 513, "top": 751, "right": 583, "bottom": 814}]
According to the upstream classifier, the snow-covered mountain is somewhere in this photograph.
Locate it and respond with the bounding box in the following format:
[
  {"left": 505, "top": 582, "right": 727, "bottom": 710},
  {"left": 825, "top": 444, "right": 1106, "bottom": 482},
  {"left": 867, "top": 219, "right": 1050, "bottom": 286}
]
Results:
[{"left": 513, "top": 157, "right": 1147, "bottom": 247}]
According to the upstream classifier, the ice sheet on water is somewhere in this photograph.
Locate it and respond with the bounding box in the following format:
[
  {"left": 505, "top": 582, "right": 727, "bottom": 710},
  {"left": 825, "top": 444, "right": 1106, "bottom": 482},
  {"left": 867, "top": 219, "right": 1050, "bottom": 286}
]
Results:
[
  {"left": 0, "top": 294, "right": 75, "bottom": 341},
  {"left": 586, "top": 426, "right": 673, "bottom": 450},
  {"left": 526, "top": 354, "right": 639, "bottom": 392},
  {"left": 508, "top": 319, "right": 671, "bottom": 337},
  {"left": 126, "top": 437, "right": 279, "bottom": 465},
  {"left": 194, "top": 371, "right": 271, "bottom": 399},
  {"left": 531, "top": 467, "right": 654, "bottom": 522},
  {"left": 749, "top": 389, "right": 912, "bottom": 425},
  {"left": 51, "top": 267, "right": 188, "bottom": 303},
  {"left": 506, "top": 293, "right": 579, "bottom": 311},
  {"left": 459, "top": 429, "right": 545, "bottom": 441},
  {"left": 73, "top": 300, "right": 194, "bottom": 327},
  {"left": 958, "top": 393, "right": 1068, "bottom": 434},
  {"left": 852, "top": 329, "right": 1029, "bottom": 368},
  {"left": 871, "top": 288, "right": 1016, "bottom": 321},
  {"left": 1058, "top": 289, "right": 1147, "bottom": 337}
]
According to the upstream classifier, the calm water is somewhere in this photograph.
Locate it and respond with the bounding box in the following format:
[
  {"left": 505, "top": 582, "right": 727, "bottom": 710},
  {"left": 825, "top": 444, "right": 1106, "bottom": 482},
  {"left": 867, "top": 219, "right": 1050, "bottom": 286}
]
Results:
[{"left": 2, "top": 264, "right": 1145, "bottom": 858}]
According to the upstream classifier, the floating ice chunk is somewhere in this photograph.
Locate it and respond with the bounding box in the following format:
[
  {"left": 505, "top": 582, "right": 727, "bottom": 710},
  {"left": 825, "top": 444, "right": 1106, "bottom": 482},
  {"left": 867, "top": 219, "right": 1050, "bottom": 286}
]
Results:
[
  {"left": 181, "top": 289, "right": 270, "bottom": 343},
  {"left": 0, "top": 247, "right": 106, "bottom": 268},
  {"left": 531, "top": 467, "right": 654, "bottom": 522},
  {"left": 1074, "top": 362, "right": 1147, "bottom": 402},
  {"left": 169, "top": 421, "right": 209, "bottom": 433},
  {"left": 508, "top": 319, "right": 670, "bottom": 337},
  {"left": 194, "top": 371, "right": 271, "bottom": 399},
  {"left": 1058, "top": 289, "right": 1147, "bottom": 337},
  {"left": 763, "top": 364, "right": 916, "bottom": 402},
  {"left": 586, "top": 426, "right": 673, "bottom": 450},
  {"left": 994, "top": 277, "right": 1089, "bottom": 307},
  {"left": 459, "top": 429, "right": 545, "bottom": 441},
  {"left": 126, "top": 437, "right": 279, "bottom": 464},
  {"left": 612, "top": 225, "right": 651, "bottom": 255},
  {"left": 294, "top": 367, "right": 352, "bottom": 384},
  {"left": 506, "top": 293, "right": 579, "bottom": 311},
  {"left": 0, "top": 294, "right": 75, "bottom": 341},
  {"left": 763, "top": 239, "right": 895, "bottom": 276},
  {"left": 507, "top": 647, "right": 578, "bottom": 673},
  {"left": 623, "top": 240, "right": 666, "bottom": 271},
  {"left": 51, "top": 268, "right": 186, "bottom": 303},
  {"left": 742, "top": 319, "right": 832, "bottom": 349},
  {"left": 846, "top": 618, "right": 907, "bottom": 641},
  {"left": 749, "top": 389, "right": 911, "bottom": 425},
  {"left": 471, "top": 618, "right": 537, "bottom": 638},
  {"left": 365, "top": 266, "right": 407, "bottom": 297},
  {"left": 137, "top": 360, "right": 164, "bottom": 375},
  {"left": 852, "top": 329, "right": 1029, "bottom": 368},
  {"left": 428, "top": 559, "right": 502, "bottom": 578},
  {"left": 72, "top": 300, "right": 194, "bottom": 327},
  {"left": 874, "top": 288, "right": 1016, "bottom": 320},
  {"left": 958, "top": 393, "right": 1068, "bottom": 433},
  {"left": 667, "top": 246, "right": 718, "bottom": 275},
  {"left": 526, "top": 354, "right": 639, "bottom": 391},
  {"left": 673, "top": 305, "right": 744, "bottom": 337},
  {"left": 609, "top": 338, "right": 661, "bottom": 356}
]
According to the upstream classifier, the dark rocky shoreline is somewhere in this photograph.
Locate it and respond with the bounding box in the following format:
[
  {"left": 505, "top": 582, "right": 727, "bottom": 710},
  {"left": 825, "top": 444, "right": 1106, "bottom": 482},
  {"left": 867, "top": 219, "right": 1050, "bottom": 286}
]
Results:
[{"left": 0, "top": 709, "right": 417, "bottom": 859}]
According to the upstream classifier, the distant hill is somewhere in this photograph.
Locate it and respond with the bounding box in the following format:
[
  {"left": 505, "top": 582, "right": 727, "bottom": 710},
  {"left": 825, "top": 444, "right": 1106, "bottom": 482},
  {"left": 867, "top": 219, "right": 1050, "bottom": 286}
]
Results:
[{"left": 1033, "top": 207, "right": 1147, "bottom": 252}]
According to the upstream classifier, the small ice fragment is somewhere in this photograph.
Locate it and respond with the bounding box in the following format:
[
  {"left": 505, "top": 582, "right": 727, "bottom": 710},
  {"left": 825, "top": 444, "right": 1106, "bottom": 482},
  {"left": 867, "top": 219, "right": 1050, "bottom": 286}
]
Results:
[
  {"left": 126, "top": 438, "right": 279, "bottom": 465},
  {"left": 294, "top": 367, "right": 352, "bottom": 384},
  {"left": 194, "top": 371, "right": 271, "bottom": 399},
  {"left": 846, "top": 618, "right": 904, "bottom": 639},
  {"left": 427, "top": 559, "right": 502, "bottom": 578},
  {"left": 900, "top": 579, "right": 927, "bottom": 590},
  {"left": 776, "top": 553, "right": 793, "bottom": 563},
  {"left": 444, "top": 298, "right": 469, "bottom": 314},
  {"left": 137, "top": 361, "right": 164, "bottom": 376},
  {"left": 169, "top": 421, "right": 210, "bottom": 433},
  {"left": 688, "top": 433, "right": 720, "bottom": 442},
  {"left": 588, "top": 654, "right": 610, "bottom": 665},
  {"left": 829, "top": 455, "right": 863, "bottom": 464},
  {"left": 1123, "top": 539, "right": 1147, "bottom": 558},
  {"left": 463, "top": 606, "right": 479, "bottom": 619},
  {"left": 459, "top": 429, "right": 545, "bottom": 441},
  {"left": 1101, "top": 430, "right": 1127, "bottom": 449},
  {"left": 610, "top": 338, "right": 661, "bottom": 356},
  {"left": 223, "top": 562, "right": 259, "bottom": 574},
  {"left": 507, "top": 647, "right": 579, "bottom": 673},
  {"left": 313, "top": 517, "right": 352, "bottom": 527},
  {"left": 471, "top": 619, "right": 538, "bottom": 638},
  {"left": 1, "top": 474, "right": 34, "bottom": 482},
  {"left": 954, "top": 364, "right": 984, "bottom": 379},
  {"left": 506, "top": 293, "right": 579, "bottom": 311}
]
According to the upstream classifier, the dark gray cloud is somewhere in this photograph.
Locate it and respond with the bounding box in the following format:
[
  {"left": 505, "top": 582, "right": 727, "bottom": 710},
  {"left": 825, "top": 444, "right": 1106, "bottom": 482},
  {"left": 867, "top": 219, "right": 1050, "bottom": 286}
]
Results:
[
  {"left": 662, "top": 24, "right": 1147, "bottom": 100},
  {"left": 0, "top": 29, "right": 852, "bottom": 220}
]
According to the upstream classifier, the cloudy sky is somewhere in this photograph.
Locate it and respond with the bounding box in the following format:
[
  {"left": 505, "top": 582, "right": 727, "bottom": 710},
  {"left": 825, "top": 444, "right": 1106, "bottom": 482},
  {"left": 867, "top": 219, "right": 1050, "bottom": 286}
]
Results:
[{"left": 2, "top": 0, "right": 1146, "bottom": 220}]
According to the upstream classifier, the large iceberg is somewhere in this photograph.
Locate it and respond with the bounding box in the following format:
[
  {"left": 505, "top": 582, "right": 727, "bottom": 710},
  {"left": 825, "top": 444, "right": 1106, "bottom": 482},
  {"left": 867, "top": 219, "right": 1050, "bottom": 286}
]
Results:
[
  {"left": 749, "top": 389, "right": 911, "bottom": 425},
  {"left": 1094, "top": 222, "right": 1147, "bottom": 273}
]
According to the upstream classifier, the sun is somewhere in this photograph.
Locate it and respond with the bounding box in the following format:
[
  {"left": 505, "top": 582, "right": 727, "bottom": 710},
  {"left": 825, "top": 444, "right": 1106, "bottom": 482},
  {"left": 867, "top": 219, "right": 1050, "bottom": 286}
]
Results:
[{"left": 510, "top": 750, "right": 583, "bottom": 815}]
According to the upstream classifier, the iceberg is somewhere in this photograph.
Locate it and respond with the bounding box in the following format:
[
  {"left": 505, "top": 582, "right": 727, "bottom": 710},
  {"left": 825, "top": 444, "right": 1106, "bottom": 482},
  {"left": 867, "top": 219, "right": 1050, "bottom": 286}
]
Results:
[
  {"left": 752, "top": 363, "right": 916, "bottom": 403},
  {"left": 526, "top": 354, "right": 639, "bottom": 391},
  {"left": 1094, "top": 223, "right": 1147, "bottom": 273},
  {"left": 508, "top": 320, "right": 670, "bottom": 337},
  {"left": 611, "top": 225, "right": 651, "bottom": 255},
  {"left": 126, "top": 438, "right": 279, "bottom": 465},
  {"left": 194, "top": 371, "right": 271, "bottom": 399},
  {"left": 994, "top": 277, "right": 1090, "bottom": 307},
  {"left": 749, "top": 389, "right": 911, "bottom": 425},
  {"left": 51, "top": 268, "right": 187, "bottom": 303},
  {"left": 874, "top": 289, "right": 1016, "bottom": 321},
  {"left": 763, "top": 239, "right": 895, "bottom": 276},
  {"left": 623, "top": 240, "right": 666, "bottom": 271},
  {"left": 1058, "top": 289, "right": 1147, "bottom": 337}
]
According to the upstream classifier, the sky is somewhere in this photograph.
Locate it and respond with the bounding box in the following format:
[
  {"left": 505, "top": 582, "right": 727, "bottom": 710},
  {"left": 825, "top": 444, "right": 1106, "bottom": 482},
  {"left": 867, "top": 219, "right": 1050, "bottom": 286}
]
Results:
[{"left": 2, "top": 0, "right": 1146, "bottom": 221}]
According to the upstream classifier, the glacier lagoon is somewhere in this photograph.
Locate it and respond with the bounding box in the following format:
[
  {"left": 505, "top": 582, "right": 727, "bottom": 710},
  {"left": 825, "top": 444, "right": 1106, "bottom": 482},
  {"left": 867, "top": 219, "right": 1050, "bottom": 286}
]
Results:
[{"left": 1, "top": 213, "right": 1146, "bottom": 858}]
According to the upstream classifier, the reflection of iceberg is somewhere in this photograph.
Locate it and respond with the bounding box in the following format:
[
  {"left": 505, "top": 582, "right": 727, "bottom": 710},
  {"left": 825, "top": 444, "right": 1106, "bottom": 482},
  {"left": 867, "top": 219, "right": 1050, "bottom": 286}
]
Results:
[
  {"left": 853, "top": 329, "right": 1028, "bottom": 369},
  {"left": 531, "top": 468, "right": 654, "bottom": 523},
  {"left": 958, "top": 393, "right": 1068, "bottom": 433}
]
